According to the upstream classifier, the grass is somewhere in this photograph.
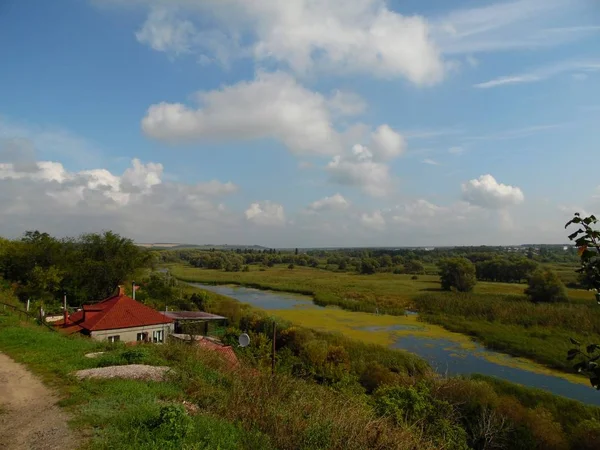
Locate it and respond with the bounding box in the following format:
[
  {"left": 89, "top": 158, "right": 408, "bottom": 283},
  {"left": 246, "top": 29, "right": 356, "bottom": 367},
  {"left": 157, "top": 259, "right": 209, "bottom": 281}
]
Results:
[
  {"left": 0, "top": 311, "right": 435, "bottom": 450},
  {"left": 168, "top": 263, "right": 595, "bottom": 315},
  {"left": 168, "top": 263, "right": 599, "bottom": 377},
  {"left": 414, "top": 292, "right": 600, "bottom": 373}
]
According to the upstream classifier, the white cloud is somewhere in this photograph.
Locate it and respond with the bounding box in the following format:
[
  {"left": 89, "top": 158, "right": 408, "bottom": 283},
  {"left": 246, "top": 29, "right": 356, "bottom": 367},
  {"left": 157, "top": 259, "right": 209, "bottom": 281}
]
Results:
[
  {"left": 461, "top": 174, "right": 524, "bottom": 209},
  {"left": 327, "top": 90, "right": 367, "bottom": 117},
  {"left": 370, "top": 125, "right": 406, "bottom": 161},
  {"left": 360, "top": 210, "right": 386, "bottom": 231},
  {"left": 306, "top": 194, "right": 349, "bottom": 213},
  {"left": 142, "top": 71, "right": 342, "bottom": 156},
  {"left": 421, "top": 158, "right": 439, "bottom": 165},
  {"left": 107, "top": 0, "right": 445, "bottom": 85},
  {"left": 0, "top": 156, "right": 240, "bottom": 242},
  {"left": 432, "top": 0, "right": 596, "bottom": 55},
  {"left": 474, "top": 60, "right": 600, "bottom": 88},
  {"left": 135, "top": 8, "right": 197, "bottom": 55},
  {"left": 245, "top": 201, "right": 286, "bottom": 226},
  {"left": 325, "top": 124, "right": 405, "bottom": 197},
  {"left": 448, "top": 146, "right": 464, "bottom": 155},
  {"left": 326, "top": 144, "right": 393, "bottom": 197}
]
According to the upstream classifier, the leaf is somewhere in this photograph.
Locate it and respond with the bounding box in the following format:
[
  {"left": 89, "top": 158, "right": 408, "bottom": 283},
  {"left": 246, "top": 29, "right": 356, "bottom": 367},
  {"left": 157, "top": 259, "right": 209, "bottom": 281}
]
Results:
[
  {"left": 578, "top": 246, "right": 588, "bottom": 257},
  {"left": 573, "top": 361, "right": 587, "bottom": 373},
  {"left": 567, "top": 353, "right": 578, "bottom": 361},
  {"left": 590, "top": 377, "right": 600, "bottom": 388},
  {"left": 587, "top": 344, "right": 600, "bottom": 354},
  {"left": 568, "top": 230, "right": 583, "bottom": 240},
  {"left": 570, "top": 338, "right": 581, "bottom": 346}
]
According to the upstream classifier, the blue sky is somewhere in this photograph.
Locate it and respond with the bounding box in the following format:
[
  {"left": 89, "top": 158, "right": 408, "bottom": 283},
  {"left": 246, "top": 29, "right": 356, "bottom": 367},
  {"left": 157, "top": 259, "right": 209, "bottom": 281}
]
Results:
[{"left": 0, "top": 0, "right": 599, "bottom": 246}]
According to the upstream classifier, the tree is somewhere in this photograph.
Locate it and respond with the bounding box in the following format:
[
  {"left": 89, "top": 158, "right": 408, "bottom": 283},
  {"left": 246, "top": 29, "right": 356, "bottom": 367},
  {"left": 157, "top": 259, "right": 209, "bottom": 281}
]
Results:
[
  {"left": 565, "top": 212, "right": 600, "bottom": 390},
  {"left": 288, "top": 263, "right": 295, "bottom": 270},
  {"left": 566, "top": 213, "right": 600, "bottom": 297},
  {"left": 438, "top": 257, "right": 477, "bottom": 292},
  {"left": 360, "top": 259, "right": 377, "bottom": 275},
  {"left": 524, "top": 268, "right": 568, "bottom": 303},
  {"left": 405, "top": 260, "right": 425, "bottom": 275}
]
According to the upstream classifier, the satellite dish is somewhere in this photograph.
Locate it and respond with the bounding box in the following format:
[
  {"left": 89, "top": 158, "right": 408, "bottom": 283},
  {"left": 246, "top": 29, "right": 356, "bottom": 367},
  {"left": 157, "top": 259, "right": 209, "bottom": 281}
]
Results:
[{"left": 238, "top": 333, "right": 250, "bottom": 348}]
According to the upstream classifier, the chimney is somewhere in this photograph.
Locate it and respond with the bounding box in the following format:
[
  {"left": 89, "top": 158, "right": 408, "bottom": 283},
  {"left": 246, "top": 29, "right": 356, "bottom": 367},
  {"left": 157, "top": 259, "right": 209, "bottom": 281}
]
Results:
[
  {"left": 63, "top": 292, "right": 68, "bottom": 327},
  {"left": 132, "top": 281, "right": 136, "bottom": 300},
  {"left": 118, "top": 285, "right": 125, "bottom": 296}
]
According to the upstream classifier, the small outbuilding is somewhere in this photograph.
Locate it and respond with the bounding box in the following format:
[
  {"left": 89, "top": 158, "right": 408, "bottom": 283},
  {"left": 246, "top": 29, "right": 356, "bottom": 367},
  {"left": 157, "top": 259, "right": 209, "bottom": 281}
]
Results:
[{"left": 160, "top": 311, "right": 227, "bottom": 336}]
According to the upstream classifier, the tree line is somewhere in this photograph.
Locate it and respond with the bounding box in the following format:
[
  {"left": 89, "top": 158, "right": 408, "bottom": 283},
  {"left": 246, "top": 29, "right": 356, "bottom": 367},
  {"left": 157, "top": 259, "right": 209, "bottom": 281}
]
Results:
[{"left": 0, "top": 230, "right": 152, "bottom": 308}]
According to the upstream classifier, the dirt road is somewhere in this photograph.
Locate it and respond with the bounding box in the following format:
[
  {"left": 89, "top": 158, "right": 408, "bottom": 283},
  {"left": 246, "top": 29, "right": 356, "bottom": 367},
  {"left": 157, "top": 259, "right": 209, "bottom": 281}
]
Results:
[{"left": 0, "top": 352, "right": 76, "bottom": 450}]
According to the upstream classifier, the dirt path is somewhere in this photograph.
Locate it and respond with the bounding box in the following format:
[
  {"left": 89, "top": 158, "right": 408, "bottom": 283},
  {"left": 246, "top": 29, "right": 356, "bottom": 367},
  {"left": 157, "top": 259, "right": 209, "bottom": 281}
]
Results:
[{"left": 0, "top": 352, "right": 77, "bottom": 450}]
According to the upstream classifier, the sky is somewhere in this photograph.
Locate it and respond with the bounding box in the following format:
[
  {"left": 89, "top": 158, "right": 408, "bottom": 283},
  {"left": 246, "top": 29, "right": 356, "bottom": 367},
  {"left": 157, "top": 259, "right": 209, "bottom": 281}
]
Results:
[{"left": 0, "top": 0, "right": 599, "bottom": 247}]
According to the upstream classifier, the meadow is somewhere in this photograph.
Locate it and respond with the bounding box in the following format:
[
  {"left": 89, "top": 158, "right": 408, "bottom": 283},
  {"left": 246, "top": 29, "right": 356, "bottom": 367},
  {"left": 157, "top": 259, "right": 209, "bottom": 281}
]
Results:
[{"left": 167, "top": 263, "right": 599, "bottom": 375}]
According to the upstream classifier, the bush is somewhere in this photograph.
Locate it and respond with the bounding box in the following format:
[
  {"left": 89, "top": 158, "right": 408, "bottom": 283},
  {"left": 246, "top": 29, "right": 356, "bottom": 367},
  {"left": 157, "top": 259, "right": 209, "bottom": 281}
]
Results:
[
  {"left": 438, "top": 257, "right": 477, "bottom": 292},
  {"left": 373, "top": 384, "right": 468, "bottom": 450},
  {"left": 572, "top": 419, "right": 600, "bottom": 450},
  {"left": 525, "top": 268, "right": 569, "bottom": 303}
]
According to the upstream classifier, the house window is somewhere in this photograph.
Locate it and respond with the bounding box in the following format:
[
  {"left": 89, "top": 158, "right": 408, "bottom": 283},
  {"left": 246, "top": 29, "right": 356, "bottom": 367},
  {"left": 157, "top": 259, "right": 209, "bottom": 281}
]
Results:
[
  {"left": 136, "top": 332, "right": 146, "bottom": 342},
  {"left": 152, "top": 330, "right": 164, "bottom": 343},
  {"left": 108, "top": 335, "right": 120, "bottom": 343}
]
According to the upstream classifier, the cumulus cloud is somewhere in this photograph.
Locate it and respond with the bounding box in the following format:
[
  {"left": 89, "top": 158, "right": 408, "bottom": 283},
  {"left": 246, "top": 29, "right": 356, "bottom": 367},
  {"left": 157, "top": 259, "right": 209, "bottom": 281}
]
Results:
[
  {"left": 370, "top": 125, "right": 406, "bottom": 161},
  {"left": 142, "top": 71, "right": 342, "bottom": 156},
  {"left": 0, "top": 157, "right": 240, "bottom": 241},
  {"left": 461, "top": 174, "right": 524, "bottom": 209},
  {"left": 360, "top": 210, "right": 386, "bottom": 231},
  {"left": 306, "top": 194, "right": 349, "bottom": 213},
  {"left": 325, "top": 124, "right": 405, "bottom": 196},
  {"left": 326, "top": 144, "right": 393, "bottom": 197},
  {"left": 123, "top": 0, "right": 445, "bottom": 85},
  {"left": 135, "top": 8, "right": 197, "bottom": 55},
  {"left": 245, "top": 201, "right": 286, "bottom": 226},
  {"left": 327, "top": 90, "right": 367, "bottom": 117}
]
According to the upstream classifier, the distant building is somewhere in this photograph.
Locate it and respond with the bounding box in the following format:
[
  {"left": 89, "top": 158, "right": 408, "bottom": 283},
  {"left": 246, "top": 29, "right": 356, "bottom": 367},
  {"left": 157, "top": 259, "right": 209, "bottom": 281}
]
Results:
[{"left": 56, "top": 286, "right": 172, "bottom": 343}]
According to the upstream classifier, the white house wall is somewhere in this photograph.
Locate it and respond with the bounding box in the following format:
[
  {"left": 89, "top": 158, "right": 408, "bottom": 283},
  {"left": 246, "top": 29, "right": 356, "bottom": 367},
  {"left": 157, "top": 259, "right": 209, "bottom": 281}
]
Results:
[{"left": 90, "top": 323, "right": 173, "bottom": 342}]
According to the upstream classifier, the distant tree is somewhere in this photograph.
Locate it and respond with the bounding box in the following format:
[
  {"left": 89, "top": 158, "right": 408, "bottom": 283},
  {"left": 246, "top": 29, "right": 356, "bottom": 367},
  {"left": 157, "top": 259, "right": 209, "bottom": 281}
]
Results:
[
  {"left": 288, "top": 263, "right": 295, "bottom": 270},
  {"left": 308, "top": 258, "right": 319, "bottom": 268},
  {"left": 242, "top": 265, "right": 250, "bottom": 272},
  {"left": 295, "top": 248, "right": 299, "bottom": 255},
  {"left": 525, "top": 268, "right": 568, "bottom": 303},
  {"left": 405, "top": 260, "right": 425, "bottom": 275},
  {"left": 338, "top": 260, "right": 347, "bottom": 271},
  {"left": 360, "top": 259, "right": 377, "bottom": 275},
  {"left": 438, "top": 257, "right": 477, "bottom": 292}
]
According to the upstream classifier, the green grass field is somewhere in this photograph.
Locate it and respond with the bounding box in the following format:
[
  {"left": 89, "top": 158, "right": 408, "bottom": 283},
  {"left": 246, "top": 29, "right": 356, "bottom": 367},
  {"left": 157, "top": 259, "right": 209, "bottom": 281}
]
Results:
[
  {"left": 167, "top": 263, "right": 599, "bottom": 375},
  {"left": 168, "top": 263, "right": 595, "bottom": 309}
]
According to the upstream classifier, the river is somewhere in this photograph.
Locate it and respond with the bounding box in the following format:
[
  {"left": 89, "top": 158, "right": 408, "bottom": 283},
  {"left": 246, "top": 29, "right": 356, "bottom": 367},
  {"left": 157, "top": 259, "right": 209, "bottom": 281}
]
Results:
[{"left": 188, "top": 282, "right": 600, "bottom": 406}]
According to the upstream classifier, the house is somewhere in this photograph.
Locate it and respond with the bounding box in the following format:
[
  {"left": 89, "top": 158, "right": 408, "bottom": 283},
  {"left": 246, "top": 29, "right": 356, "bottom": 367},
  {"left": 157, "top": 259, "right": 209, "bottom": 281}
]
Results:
[{"left": 56, "top": 286, "right": 173, "bottom": 343}]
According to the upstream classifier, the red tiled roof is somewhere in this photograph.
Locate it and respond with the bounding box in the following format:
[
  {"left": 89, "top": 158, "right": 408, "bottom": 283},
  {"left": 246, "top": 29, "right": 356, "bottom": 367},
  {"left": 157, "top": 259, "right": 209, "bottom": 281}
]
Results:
[
  {"left": 197, "top": 338, "right": 239, "bottom": 368},
  {"left": 56, "top": 293, "right": 172, "bottom": 332}
]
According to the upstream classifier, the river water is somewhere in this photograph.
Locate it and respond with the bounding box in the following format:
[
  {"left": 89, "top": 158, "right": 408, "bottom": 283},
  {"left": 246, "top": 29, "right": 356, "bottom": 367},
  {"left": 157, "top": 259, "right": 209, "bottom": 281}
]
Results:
[{"left": 189, "top": 282, "right": 600, "bottom": 406}]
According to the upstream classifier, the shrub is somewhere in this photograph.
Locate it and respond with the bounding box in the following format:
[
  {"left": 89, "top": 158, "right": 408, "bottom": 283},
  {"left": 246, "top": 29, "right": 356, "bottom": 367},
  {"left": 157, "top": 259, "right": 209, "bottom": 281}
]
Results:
[
  {"left": 525, "top": 268, "right": 569, "bottom": 303},
  {"left": 438, "top": 257, "right": 477, "bottom": 292},
  {"left": 373, "top": 384, "right": 468, "bottom": 450},
  {"left": 572, "top": 419, "right": 600, "bottom": 450}
]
